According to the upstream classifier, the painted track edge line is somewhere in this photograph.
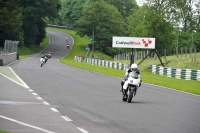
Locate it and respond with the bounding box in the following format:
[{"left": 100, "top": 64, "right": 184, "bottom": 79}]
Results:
[
  {"left": 0, "top": 73, "right": 28, "bottom": 89},
  {"left": 144, "top": 82, "right": 200, "bottom": 97},
  {"left": 61, "top": 116, "right": 72, "bottom": 122},
  {"left": 0, "top": 115, "right": 55, "bottom": 133},
  {"left": 9, "top": 67, "right": 29, "bottom": 88},
  {"left": 77, "top": 127, "right": 89, "bottom": 133}
]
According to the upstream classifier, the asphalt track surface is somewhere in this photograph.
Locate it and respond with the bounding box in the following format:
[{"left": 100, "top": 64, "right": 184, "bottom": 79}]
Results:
[{"left": 1, "top": 29, "right": 200, "bottom": 133}]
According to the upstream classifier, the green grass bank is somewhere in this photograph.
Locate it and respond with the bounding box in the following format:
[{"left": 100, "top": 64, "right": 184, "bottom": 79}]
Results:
[{"left": 18, "top": 35, "right": 49, "bottom": 60}]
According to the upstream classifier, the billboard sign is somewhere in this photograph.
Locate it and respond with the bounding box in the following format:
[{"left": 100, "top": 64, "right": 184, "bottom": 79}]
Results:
[{"left": 112, "top": 36, "right": 155, "bottom": 49}]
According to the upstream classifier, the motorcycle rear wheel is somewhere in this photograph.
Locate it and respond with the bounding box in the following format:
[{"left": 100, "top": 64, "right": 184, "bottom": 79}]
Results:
[{"left": 41, "top": 62, "right": 44, "bottom": 67}]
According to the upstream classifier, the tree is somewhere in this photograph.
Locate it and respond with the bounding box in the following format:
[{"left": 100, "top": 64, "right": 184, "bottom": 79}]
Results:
[
  {"left": 127, "top": 6, "right": 175, "bottom": 50},
  {"left": 0, "top": 0, "right": 23, "bottom": 47},
  {"left": 74, "top": 0, "right": 126, "bottom": 57},
  {"left": 22, "top": 0, "right": 61, "bottom": 46},
  {"left": 75, "top": 0, "right": 125, "bottom": 42},
  {"left": 58, "top": 0, "right": 138, "bottom": 27},
  {"left": 110, "top": 0, "right": 138, "bottom": 18},
  {"left": 193, "top": 32, "right": 200, "bottom": 51},
  {"left": 175, "top": 0, "right": 194, "bottom": 32},
  {"left": 59, "top": 0, "right": 85, "bottom": 27},
  {"left": 141, "top": 0, "right": 200, "bottom": 50}
]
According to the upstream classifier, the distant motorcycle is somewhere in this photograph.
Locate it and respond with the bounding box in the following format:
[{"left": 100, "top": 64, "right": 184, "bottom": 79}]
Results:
[
  {"left": 122, "top": 71, "right": 141, "bottom": 103},
  {"left": 66, "top": 44, "right": 69, "bottom": 49},
  {"left": 40, "top": 58, "right": 45, "bottom": 67},
  {"left": 44, "top": 56, "right": 48, "bottom": 63},
  {"left": 48, "top": 53, "right": 52, "bottom": 59}
]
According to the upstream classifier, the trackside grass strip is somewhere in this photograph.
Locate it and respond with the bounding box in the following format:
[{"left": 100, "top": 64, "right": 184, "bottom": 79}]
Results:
[
  {"left": 18, "top": 35, "right": 49, "bottom": 60},
  {"left": 0, "top": 131, "right": 9, "bottom": 133}
]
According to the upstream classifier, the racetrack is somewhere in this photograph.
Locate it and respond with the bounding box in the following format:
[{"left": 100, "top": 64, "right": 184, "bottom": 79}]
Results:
[{"left": 1, "top": 29, "right": 200, "bottom": 133}]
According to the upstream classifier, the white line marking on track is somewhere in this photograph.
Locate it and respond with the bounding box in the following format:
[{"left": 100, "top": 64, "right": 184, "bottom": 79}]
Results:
[
  {"left": 43, "top": 102, "right": 50, "bottom": 105},
  {"left": 32, "top": 93, "right": 38, "bottom": 95},
  {"left": 36, "top": 97, "right": 42, "bottom": 100},
  {"left": 144, "top": 82, "right": 200, "bottom": 97},
  {"left": 29, "top": 89, "right": 33, "bottom": 91},
  {"left": 0, "top": 115, "right": 55, "bottom": 133},
  {"left": 0, "top": 73, "right": 26, "bottom": 89},
  {"left": 61, "top": 116, "right": 72, "bottom": 122},
  {"left": 9, "top": 67, "right": 29, "bottom": 88},
  {"left": 50, "top": 108, "right": 59, "bottom": 112},
  {"left": 77, "top": 127, "right": 89, "bottom": 133}
]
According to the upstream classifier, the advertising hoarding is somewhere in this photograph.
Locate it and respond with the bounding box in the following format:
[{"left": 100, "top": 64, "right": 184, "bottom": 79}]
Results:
[{"left": 112, "top": 36, "right": 155, "bottom": 49}]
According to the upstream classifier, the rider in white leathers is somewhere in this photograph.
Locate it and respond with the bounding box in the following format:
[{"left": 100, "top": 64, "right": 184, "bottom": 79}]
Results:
[
  {"left": 40, "top": 55, "right": 45, "bottom": 64},
  {"left": 120, "top": 63, "right": 141, "bottom": 92}
]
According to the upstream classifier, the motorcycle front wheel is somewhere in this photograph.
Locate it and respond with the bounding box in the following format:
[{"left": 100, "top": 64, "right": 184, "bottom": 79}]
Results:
[
  {"left": 122, "top": 90, "right": 127, "bottom": 101},
  {"left": 127, "top": 88, "right": 134, "bottom": 103}
]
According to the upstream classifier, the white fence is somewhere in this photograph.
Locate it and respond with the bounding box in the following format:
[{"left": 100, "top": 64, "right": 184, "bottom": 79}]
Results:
[
  {"left": 74, "top": 56, "right": 128, "bottom": 71},
  {"left": 150, "top": 65, "right": 200, "bottom": 81}
]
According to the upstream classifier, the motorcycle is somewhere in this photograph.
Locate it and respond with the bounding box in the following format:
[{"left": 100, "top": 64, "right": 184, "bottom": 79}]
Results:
[
  {"left": 66, "top": 44, "right": 69, "bottom": 49},
  {"left": 122, "top": 71, "right": 141, "bottom": 103},
  {"left": 40, "top": 58, "right": 45, "bottom": 67},
  {"left": 44, "top": 56, "right": 48, "bottom": 63},
  {"left": 48, "top": 53, "right": 52, "bottom": 59}
]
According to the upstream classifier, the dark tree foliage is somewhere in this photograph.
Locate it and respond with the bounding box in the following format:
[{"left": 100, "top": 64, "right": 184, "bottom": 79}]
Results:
[
  {"left": 0, "top": 0, "right": 23, "bottom": 47},
  {"left": 0, "top": 0, "right": 61, "bottom": 47},
  {"left": 22, "top": 0, "right": 61, "bottom": 46},
  {"left": 74, "top": 0, "right": 128, "bottom": 57},
  {"left": 59, "top": 0, "right": 85, "bottom": 26}
]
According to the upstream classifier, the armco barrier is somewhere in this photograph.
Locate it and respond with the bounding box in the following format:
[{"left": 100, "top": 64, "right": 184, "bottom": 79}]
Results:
[
  {"left": 74, "top": 56, "right": 128, "bottom": 71},
  {"left": 150, "top": 65, "right": 200, "bottom": 81}
]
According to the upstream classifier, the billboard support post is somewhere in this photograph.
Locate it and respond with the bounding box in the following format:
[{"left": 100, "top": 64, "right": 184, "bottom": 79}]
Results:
[
  {"left": 137, "top": 50, "right": 164, "bottom": 67},
  {"left": 155, "top": 50, "right": 164, "bottom": 67},
  {"left": 130, "top": 48, "right": 134, "bottom": 66}
]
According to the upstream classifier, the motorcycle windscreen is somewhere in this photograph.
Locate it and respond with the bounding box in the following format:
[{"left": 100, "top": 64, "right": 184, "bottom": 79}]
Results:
[
  {"left": 128, "top": 72, "right": 140, "bottom": 86},
  {"left": 129, "top": 71, "right": 139, "bottom": 79}
]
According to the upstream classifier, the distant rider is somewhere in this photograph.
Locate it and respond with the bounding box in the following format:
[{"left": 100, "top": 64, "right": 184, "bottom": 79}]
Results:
[
  {"left": 66, "top": 43, "right": 69, "bottom": 48},
  {"left": 40, "top": 55, "right": 45, "bottom": 59},
  {"left": 40, "top": 55, "right": 45, "bottom": 62},
  {"left": 44, "top": 54, "right": 48, "bottom": 63},
  {"left": 48, "top": 52, "right": 52, "bottom": 59},
  {"left": 120, "top": 63, "right": 142, "bottom": 92}
]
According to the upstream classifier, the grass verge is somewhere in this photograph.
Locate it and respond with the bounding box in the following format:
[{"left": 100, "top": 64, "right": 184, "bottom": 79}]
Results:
[
  {"left": 117, "top": 54, "right": 200, "bottom": 71},
  {"left": 48, "top": 27, "right": 200, "bottom": 96},
  {"left": 0, "top": 131, "right": 9, "bottom": 133},
  {"left": 18, "top": 35, "right": 49, "bottom": 60}
]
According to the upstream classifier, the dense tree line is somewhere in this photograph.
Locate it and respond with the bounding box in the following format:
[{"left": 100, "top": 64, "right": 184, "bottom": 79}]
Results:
[
  {"left": 0, "top": 0, "right": 23, "bottom": 47},
  {"left": 50, "top": 0, "right": 200, "bottom": 57},
  {"left": 0, "top": 0, "right": 61, "bottom": 47},
  {"left": 1, "top": 0, "right": 200, "bottom": 57}
]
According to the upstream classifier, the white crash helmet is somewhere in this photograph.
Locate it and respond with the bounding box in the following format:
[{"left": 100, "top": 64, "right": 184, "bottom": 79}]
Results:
[{"left": 131, "top": 63, "right": 138, "bottom": 71}]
